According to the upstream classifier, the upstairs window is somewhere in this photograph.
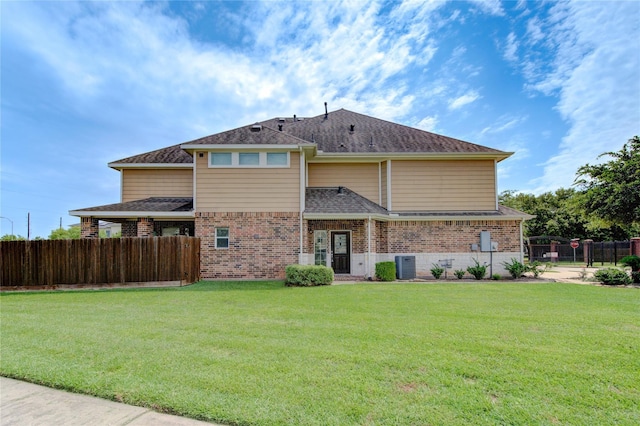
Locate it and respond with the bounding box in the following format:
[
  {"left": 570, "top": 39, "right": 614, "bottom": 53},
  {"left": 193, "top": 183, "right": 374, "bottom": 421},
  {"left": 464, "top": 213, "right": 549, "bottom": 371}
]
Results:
[{"left": 209, "top": 152, "right": 290, "bottom": 168}]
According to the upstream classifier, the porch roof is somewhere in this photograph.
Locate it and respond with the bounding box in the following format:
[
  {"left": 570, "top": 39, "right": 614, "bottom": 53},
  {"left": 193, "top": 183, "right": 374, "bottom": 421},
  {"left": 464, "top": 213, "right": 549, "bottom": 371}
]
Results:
[
  {"left": 69, "top": 197, "right": 194, "bottom": 219},
  {"left": 305, "top": 187, "right": 388, "bottom": 216}
]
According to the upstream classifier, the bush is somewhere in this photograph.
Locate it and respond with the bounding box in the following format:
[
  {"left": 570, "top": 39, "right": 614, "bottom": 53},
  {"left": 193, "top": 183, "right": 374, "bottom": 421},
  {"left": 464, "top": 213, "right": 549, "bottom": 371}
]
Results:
[
  {"left": 632, "top": 272, "right": 640, "bottom": 284},
  {"left": 492, "top": 274, "right": 501, "bottom": 281},
  {"left": 467, "top": 259, "right": 487, "bottom": 280},
  {"left": 527, "top": 261, "right": 548, "bottom": 278},
  {"left": 430, "top": 264, "right": 445, "bottom": 279},
  {"left": 620, "top": 255, "right": 640, "bottom": 272},
  {"left": 453, "top": 269, "right": 466, "bottom": 279},
  {"left": 593, "top": 268, "right": 631, "bottom": 286},
  {"left": 285, "top": 265, "right": 334, "bottom": 287},
  {"left": 375, "top": 261, "right": 396, "bottom": 281},
  {"left": 502, "top": 258, "right": 527, "bottom": 279}
]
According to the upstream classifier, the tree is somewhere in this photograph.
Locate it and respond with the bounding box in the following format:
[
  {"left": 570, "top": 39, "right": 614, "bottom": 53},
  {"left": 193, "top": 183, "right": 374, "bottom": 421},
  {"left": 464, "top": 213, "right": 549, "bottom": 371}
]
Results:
[
  {"left": 1, "top": 234, "right": 27, "bottom": 241},
  {"left": 48, "top": 226, "right": 81, "bottom": 240},
  {"left": 575, "top": 136, "right": 640, "bottom": 228}
]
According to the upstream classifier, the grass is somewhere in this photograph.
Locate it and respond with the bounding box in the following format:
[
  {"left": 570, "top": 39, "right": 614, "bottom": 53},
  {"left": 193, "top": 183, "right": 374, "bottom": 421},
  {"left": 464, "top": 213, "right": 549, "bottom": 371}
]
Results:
[{"left": 1, "top": 281, "right": 639, "bottom": 425}]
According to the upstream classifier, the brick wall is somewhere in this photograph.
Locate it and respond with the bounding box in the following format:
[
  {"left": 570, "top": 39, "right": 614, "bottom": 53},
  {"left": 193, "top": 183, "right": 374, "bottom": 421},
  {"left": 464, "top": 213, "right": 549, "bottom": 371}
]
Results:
[
  {"left": 196, "top": 212, "right": 300, "bottom": 279},
  {"left": 386, "top": 220, "right": 521, "bottom": 253},
  {"left": 81, "top": 217, "right": 99, "bottom": 238},
  {"left": 137, "top": 218, "right": 154, "bottom": 237}
]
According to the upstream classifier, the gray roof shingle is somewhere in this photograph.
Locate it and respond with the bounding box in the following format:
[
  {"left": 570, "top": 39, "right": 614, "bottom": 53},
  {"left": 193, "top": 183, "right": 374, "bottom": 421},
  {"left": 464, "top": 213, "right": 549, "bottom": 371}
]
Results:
[
  {"left": 72, "top": 197, "right": 193, "bottom": 213},
  {"left": 305, "top": 187, "right": 388, "bottom": 215},
  {"left": 111, "top": 109, "right": 508, "bottom": 165}
]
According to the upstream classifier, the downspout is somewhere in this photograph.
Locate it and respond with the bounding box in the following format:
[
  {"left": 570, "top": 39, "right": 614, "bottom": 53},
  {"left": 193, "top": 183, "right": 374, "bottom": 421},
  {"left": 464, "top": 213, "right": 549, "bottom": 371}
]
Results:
[
  {"left": 494, "top": 159, "right": 499, "bottom": 211},
  {"left": 367, "top": 215, "right": 372, "bottom": 279},
  {"left": 519, "top": 219, "right": 524, "bottom": 263},
  {"left": 299, "top": 147, "right": 305, "bottom": 264}
]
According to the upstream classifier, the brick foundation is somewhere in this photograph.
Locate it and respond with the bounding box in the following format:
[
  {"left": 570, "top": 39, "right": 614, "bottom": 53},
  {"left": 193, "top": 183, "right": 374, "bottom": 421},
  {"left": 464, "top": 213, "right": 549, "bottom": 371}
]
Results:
[
  {"left": 81, "top": 217, "right": 99, "bottom": 238},
  {"left": 196, "top": 212, "right": 300, "bottom": 279}
]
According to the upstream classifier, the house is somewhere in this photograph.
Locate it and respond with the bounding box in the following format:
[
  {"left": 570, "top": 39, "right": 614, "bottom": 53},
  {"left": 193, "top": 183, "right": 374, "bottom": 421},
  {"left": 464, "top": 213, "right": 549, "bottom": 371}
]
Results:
[{"left": 70, "top": 107, "right": 531, "bottom": 279}]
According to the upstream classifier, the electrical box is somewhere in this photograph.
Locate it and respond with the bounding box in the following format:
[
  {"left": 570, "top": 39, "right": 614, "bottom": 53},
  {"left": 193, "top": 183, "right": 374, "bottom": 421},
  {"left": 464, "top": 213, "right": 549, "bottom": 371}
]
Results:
[
  {"left": 471, "top": 243, "right": 479, "bottom": 251},
  {"left": 480, "top": 231, "right": 492, "bottom": 252},
  {"left": 491, "top": 242, "right": 498, "bottom": 252}
]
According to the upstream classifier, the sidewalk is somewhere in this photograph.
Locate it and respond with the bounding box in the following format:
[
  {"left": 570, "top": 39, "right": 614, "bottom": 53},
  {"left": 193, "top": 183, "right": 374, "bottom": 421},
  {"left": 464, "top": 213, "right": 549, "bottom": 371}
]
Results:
[{"left": 0, "top": 377, "right": 222, "bottom": 426}]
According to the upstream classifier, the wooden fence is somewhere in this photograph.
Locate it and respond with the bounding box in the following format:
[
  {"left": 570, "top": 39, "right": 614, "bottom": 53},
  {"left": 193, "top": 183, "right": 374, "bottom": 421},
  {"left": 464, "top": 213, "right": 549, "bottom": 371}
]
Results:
[{"left": 0, "top": 236, "right": 200, "bottom": 288}]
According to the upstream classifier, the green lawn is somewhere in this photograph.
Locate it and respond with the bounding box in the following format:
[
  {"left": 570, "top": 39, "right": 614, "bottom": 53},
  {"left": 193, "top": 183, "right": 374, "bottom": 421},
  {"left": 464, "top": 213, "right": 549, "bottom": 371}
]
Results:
[{"left": 1, "top": 282, "right": 639, "bottom": 425}]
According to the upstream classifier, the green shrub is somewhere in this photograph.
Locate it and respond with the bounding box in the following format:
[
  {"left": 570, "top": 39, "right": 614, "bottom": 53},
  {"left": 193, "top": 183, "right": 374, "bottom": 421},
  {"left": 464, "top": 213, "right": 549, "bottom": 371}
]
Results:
[
  {"left": 620, "top": 255, "right": 640, "bottom": 272},
  {"left": 285, "top": 265, "right": 334, "bottom": 287},
  {"left": 453, "top": 269, "right": 466, "bottom": 279},
  {"left": 492, "top": 274, "right": 501, "bottom": 281},
  {"left": 467, "top": 259, "right": 487, "bottom": 280},
  {"left": 593, "top": 268, "right": 631, "bottom": 286},
  {"left": 502, "top": 258, "right": 527, "bottom": 279},
  {"left": 430, "top": 264, "right": 445, "bottom": 279},
  {"left": 632, "top": 272, "right": 640, "bottom": 284},
  {"left": 375, "top": 261, "right": 396, "bottom": 281},
  {"left": 527, "top": 261, "right": 548, "bottom": 278}
]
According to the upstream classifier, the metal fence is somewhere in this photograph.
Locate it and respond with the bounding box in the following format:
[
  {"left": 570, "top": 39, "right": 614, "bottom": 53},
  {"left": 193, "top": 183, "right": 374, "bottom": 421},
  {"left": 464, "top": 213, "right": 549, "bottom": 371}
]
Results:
[
  {"left": 0, "top": 236, "right": 200, "bottom": 288},
  {"left": 529, "top": 240, "right": 632, "bottom": 265}
]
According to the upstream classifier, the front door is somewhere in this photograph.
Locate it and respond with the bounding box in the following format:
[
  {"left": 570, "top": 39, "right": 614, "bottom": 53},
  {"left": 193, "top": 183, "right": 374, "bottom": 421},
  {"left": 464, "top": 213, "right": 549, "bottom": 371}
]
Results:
[{"left": 331, "top": 232, "right": 351, "bottom": 274}]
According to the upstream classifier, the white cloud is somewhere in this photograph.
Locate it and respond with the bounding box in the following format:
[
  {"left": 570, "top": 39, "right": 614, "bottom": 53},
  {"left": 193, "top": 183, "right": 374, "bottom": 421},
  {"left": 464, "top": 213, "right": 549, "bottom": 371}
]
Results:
[
  {"left": 415, "top": 115, "right": 438, "bottom": 132},
  {"left": 503, "top": 32, "right": 518, "bottom": 62},
  {"left": 448, "top": 91, "right": 481, "bottom": 110},
  {"left": 528, "top": 1, "right": 640, "bottom": 192}
]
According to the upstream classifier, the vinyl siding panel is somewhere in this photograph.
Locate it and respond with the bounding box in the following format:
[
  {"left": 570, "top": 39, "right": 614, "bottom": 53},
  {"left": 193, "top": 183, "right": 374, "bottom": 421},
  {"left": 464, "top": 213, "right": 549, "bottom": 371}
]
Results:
[
  {"left": 196, "top": 152, "right": 300, "bottom": 212},
  {"left": 391, "top": 160, "right": 496, "bottom": 211},
  {"left": 308, "top": 162, "right": 379, "bottom": 203},
  {"left": 122, "top": 169, "right": 193, "bottom": 202}
]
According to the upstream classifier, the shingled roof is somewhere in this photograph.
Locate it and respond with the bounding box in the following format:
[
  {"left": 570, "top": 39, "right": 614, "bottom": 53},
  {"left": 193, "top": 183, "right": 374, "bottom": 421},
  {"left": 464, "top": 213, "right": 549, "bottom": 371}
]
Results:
[
  {"left": 110, "top": 108, "right": 509, "bottom": 166},
  {"left": 70, "top": 197, "right": 193, "bottom": 215},
  {"left": 110, "top": 144, "right": 193, "bottom": 167},
  {"left": 305, "top": 187, "right": 388, "bottom": 215},
  {"left": 262, "top": 109, "right": 506, "bottom": 155}
]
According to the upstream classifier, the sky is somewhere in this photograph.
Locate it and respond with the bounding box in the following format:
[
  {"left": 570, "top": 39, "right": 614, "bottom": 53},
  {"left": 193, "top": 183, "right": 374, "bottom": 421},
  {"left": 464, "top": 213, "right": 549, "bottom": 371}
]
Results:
[{"left": 1, "top": 0, "right": 639, "bottom": 239}]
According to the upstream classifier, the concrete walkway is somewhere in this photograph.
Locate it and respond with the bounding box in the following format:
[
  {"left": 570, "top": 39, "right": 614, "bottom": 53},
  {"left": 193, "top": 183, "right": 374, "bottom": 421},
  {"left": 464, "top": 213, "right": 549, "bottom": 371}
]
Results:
[{"left": 0, "top": 377, "right": 222, "bottom": 426}]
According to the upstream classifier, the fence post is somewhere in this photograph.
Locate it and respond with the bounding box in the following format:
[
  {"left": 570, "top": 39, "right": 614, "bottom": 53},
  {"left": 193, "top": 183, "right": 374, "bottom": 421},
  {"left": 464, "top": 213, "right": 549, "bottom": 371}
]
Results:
[
  {"left": 631, "top": 237, "right": 640, "bottom": 257},
  {"left": 583, "top": 239, "right": 593, "bottom": 267}
]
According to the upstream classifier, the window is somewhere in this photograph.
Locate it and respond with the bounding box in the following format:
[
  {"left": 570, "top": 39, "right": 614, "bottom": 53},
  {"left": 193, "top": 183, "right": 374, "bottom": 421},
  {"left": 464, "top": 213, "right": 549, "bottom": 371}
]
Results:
[
  {"left": 209, "top": 152, "right": 289, "bottom": 168},
  {"left": 215, "top": 228, "right": 229, "bottom": 249},
  {"left": 239, "top": 152, "right": 260, "bottom": 165},
  {"left": 267, "top": 152, "right": 288, "bottom": 166},
  {"left": 211, "top": 152, "right": 232, "bottom": 166},
  {"left": 314, "top": 230, "right": 327, "bottom": 266}
]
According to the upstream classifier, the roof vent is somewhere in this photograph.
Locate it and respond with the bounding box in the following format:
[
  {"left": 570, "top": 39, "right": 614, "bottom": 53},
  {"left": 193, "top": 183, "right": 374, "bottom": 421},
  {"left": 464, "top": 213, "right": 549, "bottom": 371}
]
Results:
[
  {"left": 337, "top": 186, "right": 345, "bottom": 194},
  {"left": 278, "top": 124, "right": 283, "bottom": 131},
  {"left": 251, "top": 124, "right": 262, "bottom": 132},
  {"left": 324, "top": 102, "right": 328, "bottom": 119},
  {"left": 349, "top": 124, "right": 355, "bottom": 132},
  {"left": 278, "top": 118, "right": 286, "bottom": 123}
]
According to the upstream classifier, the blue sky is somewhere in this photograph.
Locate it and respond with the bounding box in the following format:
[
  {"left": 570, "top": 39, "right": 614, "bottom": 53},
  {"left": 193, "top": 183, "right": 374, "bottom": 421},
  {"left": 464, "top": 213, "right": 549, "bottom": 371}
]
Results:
[{"left": 1, "top": 0, "right": 639, "bottom": 238}]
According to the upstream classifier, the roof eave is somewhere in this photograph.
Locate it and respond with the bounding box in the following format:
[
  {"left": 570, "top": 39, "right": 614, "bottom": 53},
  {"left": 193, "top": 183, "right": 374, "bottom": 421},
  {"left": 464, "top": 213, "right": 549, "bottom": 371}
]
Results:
[
  {"left": 69, "top": 210, "right": 195, "bottom": 219},
  {"left": 108, "top": 162, "right": 194, "bottom": 170},
  {"left": 310, "top": 152, "right": 513, "bottom": 162}
]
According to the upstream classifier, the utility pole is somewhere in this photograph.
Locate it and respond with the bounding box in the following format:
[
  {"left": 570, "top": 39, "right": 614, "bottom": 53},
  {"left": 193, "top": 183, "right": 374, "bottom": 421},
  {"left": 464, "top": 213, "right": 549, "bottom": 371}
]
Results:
[{"left": 27, "top": 212, "right": 31, "bottom": 240}]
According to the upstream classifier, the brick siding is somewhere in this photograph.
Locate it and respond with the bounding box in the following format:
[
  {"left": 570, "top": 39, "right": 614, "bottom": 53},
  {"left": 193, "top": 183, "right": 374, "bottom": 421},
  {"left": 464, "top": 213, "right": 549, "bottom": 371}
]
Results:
[
  {"left": 81, "top": 217, "right": 99, "bottom": 238},
  {"left": 196, "top": 212, "right": 300, "bottom": 279},
  {"left": 136, "top": 218, "right": 154, "bottom": 237}
]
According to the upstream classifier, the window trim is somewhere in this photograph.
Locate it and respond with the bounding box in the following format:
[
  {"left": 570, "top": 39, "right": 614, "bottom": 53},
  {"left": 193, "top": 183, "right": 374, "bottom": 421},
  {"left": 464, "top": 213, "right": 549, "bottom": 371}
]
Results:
[
  {"left": 208, "top": 152, "right": 290, "bottom": 168},
  {"left": 215, "top": 227, "right": 229, "bottom": 249}
]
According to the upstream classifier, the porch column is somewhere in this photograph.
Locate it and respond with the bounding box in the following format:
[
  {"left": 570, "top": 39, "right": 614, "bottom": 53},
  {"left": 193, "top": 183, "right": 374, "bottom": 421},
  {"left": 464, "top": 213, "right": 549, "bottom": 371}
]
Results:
[
  {"left": 81, "top": 217, "right": 99, "bottom": 238},
  {"left": 137, "top": 218, "right": 154, "bottom": 237},
  {"left": 631, "top": 237, "right": 640, "bottom": 257}
]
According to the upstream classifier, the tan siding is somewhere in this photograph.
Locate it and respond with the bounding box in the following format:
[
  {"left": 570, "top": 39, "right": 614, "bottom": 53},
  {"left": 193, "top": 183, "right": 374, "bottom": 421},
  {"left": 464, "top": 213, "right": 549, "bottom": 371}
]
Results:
[
  {"left": 391, "top": 160, "right": 496, "bottom": 211},
  {"left": 196, "top": 152, "right": 300, "bottom": 212},
  {"left": 308, "top": 163, "right": 379, "bottom": 203},
  {"left": 122, "top": 169, "right": 193, "bottom": 202},
  {"left": 381, "top": 161, "right": 388, "bottom": 209}
]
